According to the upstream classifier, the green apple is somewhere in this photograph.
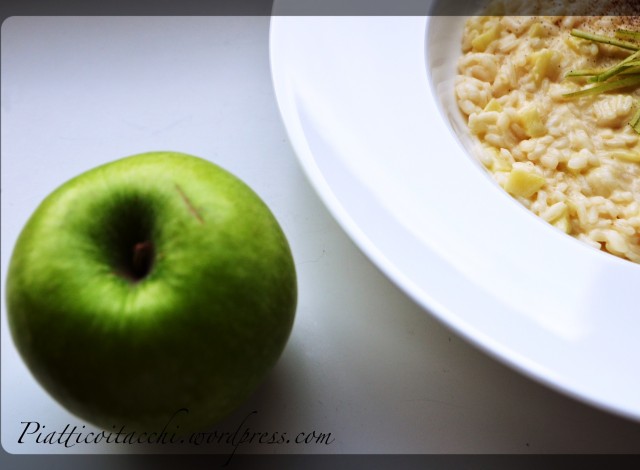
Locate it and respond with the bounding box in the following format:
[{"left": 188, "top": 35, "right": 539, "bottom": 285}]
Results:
[{"left": 6, "top": 151, "right": 297, "bottom": 434}]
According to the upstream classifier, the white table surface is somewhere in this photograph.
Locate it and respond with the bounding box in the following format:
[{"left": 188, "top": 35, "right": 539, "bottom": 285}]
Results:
[{"left": 2, "top": 16, "right": 640, "bottom": 459}]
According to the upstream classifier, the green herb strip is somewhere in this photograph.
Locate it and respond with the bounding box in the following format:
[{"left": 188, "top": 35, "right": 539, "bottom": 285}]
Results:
[{"left": 562, "top": 28, "right": 640, "bottom": 134}]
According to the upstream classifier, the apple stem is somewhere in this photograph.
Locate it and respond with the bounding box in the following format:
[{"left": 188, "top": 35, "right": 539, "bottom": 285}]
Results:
[{"left": 132, "top": 241, "right": 154, "bottom": 280}]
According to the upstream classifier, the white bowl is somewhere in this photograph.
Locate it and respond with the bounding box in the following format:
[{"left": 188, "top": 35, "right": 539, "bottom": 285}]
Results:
[{"left": 270, "top": 15, "right": 640, "bottom": 421}]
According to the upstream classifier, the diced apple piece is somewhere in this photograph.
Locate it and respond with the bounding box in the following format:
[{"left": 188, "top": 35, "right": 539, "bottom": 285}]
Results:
[
  {"left": 519, "top": 106, "right": 547, "bottom": 138},
  {"left": 528, "top": 23, "right": 547, "bottom": 38},
  {"left": 504, "top": 168, "right": 546, "bottom": 198},
  {"left": 552, "top": 214, "right": 571, "bottom": 233},
  {"left": 484, "top": 98, "right": 502, "bottom": 112},
  {"left": 471, "top": 24, "right": 501, "bottom": 52},
  {"left": 531, "top": 49, "right": 559, "bottom": 85}
]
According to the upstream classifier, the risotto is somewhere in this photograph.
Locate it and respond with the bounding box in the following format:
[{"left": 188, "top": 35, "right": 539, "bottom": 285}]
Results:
[{"left": 455, "top": 11, "right": 640, "bottom": 263}]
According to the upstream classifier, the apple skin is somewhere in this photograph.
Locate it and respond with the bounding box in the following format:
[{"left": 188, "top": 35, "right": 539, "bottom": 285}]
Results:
[{"left": 6, "top": 151, "right": 297, "bottom": 434}]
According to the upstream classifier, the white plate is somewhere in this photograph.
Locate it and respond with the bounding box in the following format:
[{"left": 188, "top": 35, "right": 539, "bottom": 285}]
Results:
[{"left": 269, "top": 15, "right": 640, "bottom": 421}]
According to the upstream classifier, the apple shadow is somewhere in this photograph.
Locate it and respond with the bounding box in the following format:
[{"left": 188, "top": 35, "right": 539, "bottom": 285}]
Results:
[{"left": 76, "top": 344, "right": 315, "bottom": 469}]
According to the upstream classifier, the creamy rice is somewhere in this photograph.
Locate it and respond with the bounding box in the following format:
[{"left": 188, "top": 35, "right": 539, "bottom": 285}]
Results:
[{"left": 455, "top": 8, "right": 640, "bottom": 263}]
